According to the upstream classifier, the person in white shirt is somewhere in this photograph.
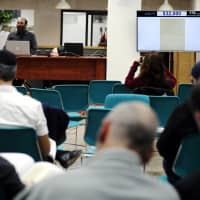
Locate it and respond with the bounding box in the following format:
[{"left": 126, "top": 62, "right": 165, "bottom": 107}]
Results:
[{"left": 0, "top": 50, "right": 81, "bottom": 165}]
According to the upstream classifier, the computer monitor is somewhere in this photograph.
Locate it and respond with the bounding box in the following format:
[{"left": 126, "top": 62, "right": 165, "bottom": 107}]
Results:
[
  {"left": 64, "top": 43, "right": 83, "bottom": 56},
  {"left": 137, "top": 10, "right": 200, "bottom": 52},
  {"left": 5, "top": 40, "right": 30, "bottom": 55}
]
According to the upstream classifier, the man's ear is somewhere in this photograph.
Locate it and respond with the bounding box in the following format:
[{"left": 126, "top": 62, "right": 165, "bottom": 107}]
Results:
[
  {"left": 98, "top": 121, "right": 110, "bottom": 144},
  {"left": 194, "top": 112, "right": 200, "bottom": 129},
  {"left": 194, "top": 112, "right": 200, "bottom": 119},
  {"left": 143, "top": 145, "right": 154, "bottom": 165}
]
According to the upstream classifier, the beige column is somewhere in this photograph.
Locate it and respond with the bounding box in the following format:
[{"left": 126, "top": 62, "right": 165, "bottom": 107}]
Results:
[{"left": 107, "top": 0, "right": 141, "bottom": 81}]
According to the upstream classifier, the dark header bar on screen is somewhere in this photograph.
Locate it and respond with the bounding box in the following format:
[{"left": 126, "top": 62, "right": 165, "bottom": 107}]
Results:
[{"left": 137, "top": 11, "right": 200, "bottom": 17}]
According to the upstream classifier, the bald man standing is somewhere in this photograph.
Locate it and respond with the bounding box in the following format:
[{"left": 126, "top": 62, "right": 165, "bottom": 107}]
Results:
[{"left": 15, "top": 102, "right": 179, "bottom": 200}]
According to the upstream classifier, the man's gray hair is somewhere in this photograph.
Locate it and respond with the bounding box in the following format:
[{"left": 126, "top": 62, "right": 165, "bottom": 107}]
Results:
[
  {"left": 0, "top": 50, "right": 17, "bottom": 81},
  {"left": 104, "top": 102, "right": 158, "bottom": 160},
  {"left": 0, "top": 63, "right": 16, "bottom": 81}
]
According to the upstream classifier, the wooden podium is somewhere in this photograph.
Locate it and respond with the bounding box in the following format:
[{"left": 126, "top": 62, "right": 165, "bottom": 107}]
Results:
[{"left": 16, "top": 56, "right": 106, "bottom": 81}]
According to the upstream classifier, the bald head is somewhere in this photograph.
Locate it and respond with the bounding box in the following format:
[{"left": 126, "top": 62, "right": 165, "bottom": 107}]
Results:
[
  {"left": 17, "top": 17, "right": 28, "bottom": 34},
  {"left": 97, "top": 102, "right": 158, "bottom": 163}
]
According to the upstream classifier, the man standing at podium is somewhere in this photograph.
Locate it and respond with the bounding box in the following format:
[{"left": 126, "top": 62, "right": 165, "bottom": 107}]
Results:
[{"left": 7, "top": 17, "right": 37, "bottom": 54}]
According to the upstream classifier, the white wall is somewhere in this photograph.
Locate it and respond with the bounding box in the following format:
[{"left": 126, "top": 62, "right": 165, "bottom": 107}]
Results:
[
  {"left": 107, "top": 0, "right": 141, "bottom": 81},
  {"left": 192, "top": 0, "right": 200, "bottom": 9}
]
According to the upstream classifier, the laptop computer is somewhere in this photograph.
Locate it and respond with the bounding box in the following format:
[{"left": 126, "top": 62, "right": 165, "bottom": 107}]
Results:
[
  {"left": 64, "top": 43, "right": 83, "bottom": 56},
  {"left": 5, "top": 40, "right": 30, "bottom": 55}
]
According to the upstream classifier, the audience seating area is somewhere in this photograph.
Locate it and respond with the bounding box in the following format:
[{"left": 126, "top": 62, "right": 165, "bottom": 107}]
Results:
[
  {"left": 15, "top": 81, "right": 192, "bottom": 139},
  {"left": 1, "top": 80, "right": 195, "bottom": 191}
]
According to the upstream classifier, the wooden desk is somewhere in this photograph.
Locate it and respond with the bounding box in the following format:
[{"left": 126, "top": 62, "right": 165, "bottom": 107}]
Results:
[{"left": 16, "top": 56, "right": 106, "bottom": 81}]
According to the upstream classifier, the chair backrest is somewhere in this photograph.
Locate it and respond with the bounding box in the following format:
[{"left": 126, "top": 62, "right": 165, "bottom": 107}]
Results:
[
  {"left": 173, "top": 133, "right": 200, "bottom": 177},
  {"left": 53, "top": 84, "right": 89, "bottom": 112},
  {"left": 30, "top": 88, "right": 64, "bottom": 109},
  {"left": 112, "top": 83, "right": 132, "bottom": 94},
  {"left": 132, "top": 86, "right": 174, "bottom": 96},
  {"left": 105, "top": 93, "right": 150, "bottom": 109},
  {"left": 15, "top": 86, "right": 27, "bottom": 95},
  {"left": 177, "top": 83, "right": 193, "bottom": 104},
  {"left": 150, "top": 96, "right": 180, "bottom": 127},
  {"left": 0, "top": 126, "right": 42, "bottom": 161},
  {"left": 89, "top": 80, "right": 121, "bottom": 104},
  {"left": 84, "top": 108, "right": 111, "bottom": 146}
]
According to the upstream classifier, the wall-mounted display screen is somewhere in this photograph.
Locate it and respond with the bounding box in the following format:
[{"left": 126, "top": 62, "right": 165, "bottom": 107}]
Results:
[{"left": 137, "top": 11, "right": 200, "bottom": 52}]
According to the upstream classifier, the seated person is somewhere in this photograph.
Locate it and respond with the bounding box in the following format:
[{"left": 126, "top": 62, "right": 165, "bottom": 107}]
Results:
[
  {"left": 0, "top": 50, "right": 81, "bottom": 168},
  {"left": 157, "top": 61, "right": 200, "bottom": 184},
  {"left": 0, "top": 156, "right": 25, "bottom": 200},
  {"left": 15, "top": 102, "right": 179, "bottom": 200},
  {"left": 0, "top": 153, "right": 65, "bottom": 200},
  {"left": 125, "top": 53, "right": 177, "bottom": 95}
]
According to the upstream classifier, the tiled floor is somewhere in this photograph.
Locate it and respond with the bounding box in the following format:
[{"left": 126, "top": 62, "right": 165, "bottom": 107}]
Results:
[{"left": 63, "top": 124, "right": 165, "bottom": 176}]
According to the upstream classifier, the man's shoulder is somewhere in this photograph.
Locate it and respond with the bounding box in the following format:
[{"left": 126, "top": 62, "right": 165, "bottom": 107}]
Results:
[
  {"left": 171, "top": 102, "right": 191, "bottom": 117},
  {"left": 17, "top": 94, "right": 42, "bottom": 108},
  {"left": 7, "top": 31, "right": 17, "bottom": 38},
  {"left": 143, "top": 175, "right": 180, "bottom": 200},
  {"left": 26, "top": 31, "right": 36, "bottom": 37}
]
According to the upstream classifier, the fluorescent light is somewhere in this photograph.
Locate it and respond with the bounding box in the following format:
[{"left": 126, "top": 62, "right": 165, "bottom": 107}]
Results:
[
  {"left": 56, "top": 0, "right": 71, "bottom": 9},
  {"left": 159, "top": 0, "right": 173, "bottom": 11}
]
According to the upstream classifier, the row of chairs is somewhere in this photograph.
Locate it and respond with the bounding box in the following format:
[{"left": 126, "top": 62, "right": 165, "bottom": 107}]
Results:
[
  {"left": 113, "top": 83, "right": 193, "bottom": 104},
  {"left": 16, "top": 86, "right": 179, "bottom": 128},
  {"left": 11, "top": 82, "right": 198, "bottom": 177},
  {"left": 0, "top": 111, "right": 199, "bottom": 178},
  {"left": 16, "top": 82, "right": 184, "bottom": 137},
  {"left": 15, "top": 82, "right": 192, "bottom": 145}
]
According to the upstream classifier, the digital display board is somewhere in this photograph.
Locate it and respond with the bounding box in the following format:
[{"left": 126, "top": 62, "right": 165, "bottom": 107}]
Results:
[{"left": 137, "top": 11, "right": 200, "bottom": 51}]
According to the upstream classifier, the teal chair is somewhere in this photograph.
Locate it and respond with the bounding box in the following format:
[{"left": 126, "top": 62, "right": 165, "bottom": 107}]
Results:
[
  {"left": 150, "top": 96, "right": 180, "bottom": 128},
  {"left": 177, "top": 83, "right": 193, "bottom": 104},
  {"left": 173, "top": 133, "right": 200, "bottom": 177},
  {"left": 88, "top": 80, "right": 121, "bottom": 105},
  {"left": 104, "top": 93, "right": 150, "bottom": 109},
  {"left": 82, "top": 108, "right": 110, "bottom": 163},
  {"left": 112, "top": 83, "right": 132, "bottom": 94},
  {"left": 15, "top": 86, "right": 27, "bottom": 95},
  {"left": 30, "top": 88, "right": 64, "bottom": 109},
  {"left": 53, "top": 84, "right": 89, "bottom": 120},
  {"left": 0, "top": 126, "right": 42, "bottom": 161},
  {"left": 84, "top": 108, "right": 111, "bottom": 146}
]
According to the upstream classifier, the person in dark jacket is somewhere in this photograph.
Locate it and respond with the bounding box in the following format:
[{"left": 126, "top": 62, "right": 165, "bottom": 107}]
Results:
[
  {"left": 0, "top": 156, "right": 25, "bottom": 200},
  {"left": 7, "top": 17, "right": 37, "bottom": 54},
  {"left": 157, "top": 61, "right": 200, "bottom": 184}
]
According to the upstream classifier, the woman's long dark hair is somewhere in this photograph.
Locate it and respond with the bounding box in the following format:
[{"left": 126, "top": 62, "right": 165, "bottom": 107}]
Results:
[{"left": 139, "top": 53, "right": 168, "bottom": 88}]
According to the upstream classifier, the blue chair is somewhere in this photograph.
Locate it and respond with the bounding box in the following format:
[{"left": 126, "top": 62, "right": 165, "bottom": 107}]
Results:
[
  {"left": 88, "top": 80, "right": 121, "bottom": 105},
  {"left": 84, "top": 108, "right": 111, "bottom": 146},
  {"left": 53, "top": 85, "right": 88, "bottom": 120},
  {"left": 150, "top": 96, "right": 180, "bottom": 128},
  {"left": 15, "top": 86, "right": 27, "bottom": 95},
  {"left": 173, "top": 133, "right": 200, "bottom": 177},
  {"left": 104, "top": 93, "right": 150, "bottom": 109},
  {"left": 177, "top": 83, "right": 193, "bottom": 104},
  {"left": 30, "top": 88, "right": 64, "bottom": 109},
  {"left": 0, "top": 126, "right": 42, "bottom": 161},
  {"left": 112, "top": 83, "right": 132, "bottom": 94}
]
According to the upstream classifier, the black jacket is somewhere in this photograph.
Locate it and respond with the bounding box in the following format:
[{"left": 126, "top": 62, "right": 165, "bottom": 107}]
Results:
[{"left": 157, "top": 102, "right": 198, "bottom": 183}]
